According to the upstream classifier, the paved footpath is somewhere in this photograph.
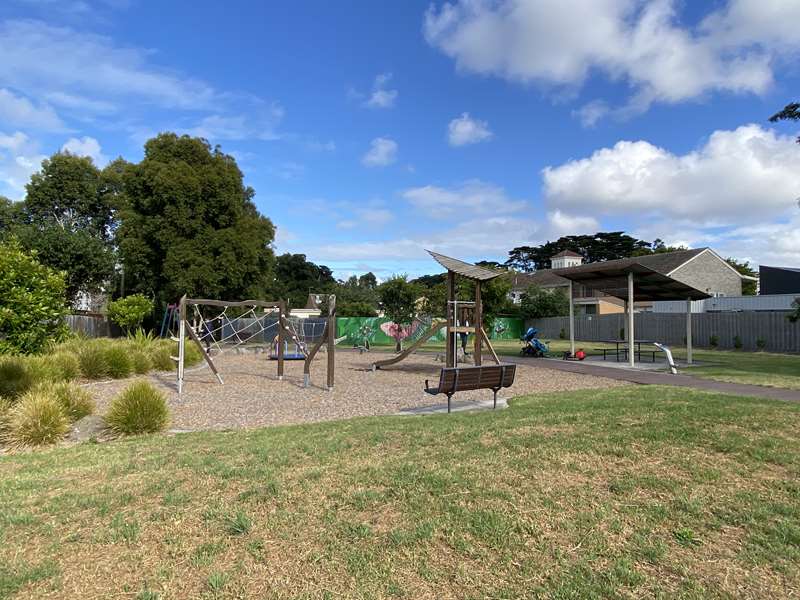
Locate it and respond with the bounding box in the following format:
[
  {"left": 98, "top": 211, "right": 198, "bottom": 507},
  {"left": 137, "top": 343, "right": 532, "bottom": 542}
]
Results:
[{"left": 504, "top": 356, "right": 800, "bottom": 403}]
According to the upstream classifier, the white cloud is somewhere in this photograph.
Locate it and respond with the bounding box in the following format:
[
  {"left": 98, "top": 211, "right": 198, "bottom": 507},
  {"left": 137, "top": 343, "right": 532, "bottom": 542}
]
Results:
[
  {"left": 336, "top": 206, "right": 394, "bottom": 229},
  {"left": 45, "top": 91, "right": 117, "bottom": 114},
  {"left": 403, "top": 180, "right": 525, "bottom": 218},
  {"left": 0, "top": 20, "right": 217, "bottom": 110},
  {"left": 0, "top": 88, "right": 63, "bottom": 130},
  {"left": 0, "top": 131, "right": 45, "bottom": 198},
  {"left": 362, "top": 137, "right": 398, "bottom": 167},
  {"left": 543, "top": 124, "right": 800, "bottom": 224},
  {"left": 573, "top": 100, "right": 609, "bottom": 128},
  {"left": 61, "top": 136, "right": 107, "bottom": 166},
  {"left": 546, "top": 209, "right": 599, "bottom": 236},
  {"left": 447, "top": 112, "right": 492, "bottom": 146},
  {"left": 183, "top": 107, "right": 284, "bottom": 142},
  {"left": 424, "top": 0, "right": 800, "bottom": 118},
  {"left": 365, "top": 73, "right": 398, "bottom": 109}
]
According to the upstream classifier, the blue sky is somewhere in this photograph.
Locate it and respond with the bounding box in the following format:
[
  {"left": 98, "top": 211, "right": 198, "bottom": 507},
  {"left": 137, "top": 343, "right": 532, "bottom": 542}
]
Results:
[{"left": 1, "top": 0, "right": 800, "bottom": 279}]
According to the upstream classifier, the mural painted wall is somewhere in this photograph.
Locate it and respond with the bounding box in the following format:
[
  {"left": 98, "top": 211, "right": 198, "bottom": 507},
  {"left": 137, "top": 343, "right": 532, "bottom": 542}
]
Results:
[{"left": 336, "top": 316, "right": 523, "bottom": 346}]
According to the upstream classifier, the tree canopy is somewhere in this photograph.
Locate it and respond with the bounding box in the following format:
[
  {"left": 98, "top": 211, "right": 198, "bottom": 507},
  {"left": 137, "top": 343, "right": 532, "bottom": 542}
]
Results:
[
  {"left": 519, "top": 285, "right": 570, "bottom": 319},
  {"left": 505, "top": 232, "right": 653, "bottom": 272},
  {"left": 272, "top": 253, "right": 336, "bottom": 308},
  {"left": 116, "top": 134, "right": 276, "bottom": 305}
]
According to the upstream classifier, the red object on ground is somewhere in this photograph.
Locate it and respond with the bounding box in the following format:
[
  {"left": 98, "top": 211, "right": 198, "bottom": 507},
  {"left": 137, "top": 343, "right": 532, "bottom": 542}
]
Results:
[{"left": 575, "top": 349, "right": 586, "bottom": 360}]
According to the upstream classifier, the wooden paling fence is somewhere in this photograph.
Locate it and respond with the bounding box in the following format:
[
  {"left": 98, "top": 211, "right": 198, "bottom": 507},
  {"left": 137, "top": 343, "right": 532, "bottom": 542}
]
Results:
[{"left": 528, "top": 312, "right": 800, "bottom": 353}]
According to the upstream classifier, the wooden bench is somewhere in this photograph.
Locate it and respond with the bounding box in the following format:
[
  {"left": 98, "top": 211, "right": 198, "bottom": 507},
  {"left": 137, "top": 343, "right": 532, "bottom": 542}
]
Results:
[{"left": 424, "top": 364, "right": 516, "bottom": 413}]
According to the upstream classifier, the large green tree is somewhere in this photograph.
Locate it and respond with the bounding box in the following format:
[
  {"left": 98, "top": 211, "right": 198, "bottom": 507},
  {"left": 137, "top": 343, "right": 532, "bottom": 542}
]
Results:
[
  {"left": 272, "top": 253, "right": 336, "bottom": 308},
  {"left": 378, "top": 275, "right": 421, "bottom": 350},
  {"left": 725, "top": 258, "right": 758, "bottom": 296},
  {"left": 15, "top": 153, "right": 116, "bottom": 303},
  {"left": 116, "top": 134, "right": 276, "bottom": 304},
  {"left": 506, "top": 232, "right": 652, "bottom": 272},
  {"left": 519, "top": 285, "right": 570, "bottom": 319}
]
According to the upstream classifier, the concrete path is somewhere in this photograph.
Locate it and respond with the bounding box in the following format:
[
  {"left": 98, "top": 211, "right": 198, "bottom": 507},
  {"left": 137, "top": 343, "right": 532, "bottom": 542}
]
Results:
[
  {"left": 505, "top": 356, "right": 800, "bottom": 402},
  {"left": 396, "top": 397, "right": 508, "bottom": 416}
]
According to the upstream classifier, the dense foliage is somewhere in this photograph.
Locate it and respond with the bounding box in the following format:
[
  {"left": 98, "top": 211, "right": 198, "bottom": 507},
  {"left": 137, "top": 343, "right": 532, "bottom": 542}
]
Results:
[
  {"left": 116, "top": 134, "right": 276, "bottom": 305},
  {"left": 378, "top": 276, "right": 421, "bottom": 349},
  {"left": 725, "top": 258, "right": 758, "bottom": 295},
  {"left": 519, "top": 285, "right": 570, "bottom": 319},
  {"left": 0, "top": 241, "right": 68, "bottom": 354},
  {"left": 107, "top": 294, "right": 154, "bottom": 333},
  {"left": 272, "top": 253, "right": 336, "bottom": 308}
]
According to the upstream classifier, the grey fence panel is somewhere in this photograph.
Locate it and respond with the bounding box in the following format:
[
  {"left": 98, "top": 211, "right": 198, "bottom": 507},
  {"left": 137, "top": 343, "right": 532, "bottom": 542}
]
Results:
[
  {"left": 528, "top": 311, "right": 800, "bottom": 353},
  {"left": 66, "top": 314, "right": 112, "bottom": 338}
]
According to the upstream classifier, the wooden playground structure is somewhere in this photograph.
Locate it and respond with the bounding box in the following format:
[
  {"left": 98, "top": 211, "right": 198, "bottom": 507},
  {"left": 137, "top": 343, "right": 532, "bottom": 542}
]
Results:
[
  {"left": 176, "top": 294, "right": 336, "bottom": 393},
  {"left": 372, "top": 251, "right": 502, "bottom": 370}
]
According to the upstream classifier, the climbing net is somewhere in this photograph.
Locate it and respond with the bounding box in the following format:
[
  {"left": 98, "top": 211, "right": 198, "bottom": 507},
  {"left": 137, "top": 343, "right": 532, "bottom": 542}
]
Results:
[{"left": 188, "top": 302, "right": 280, "bottom": 355}]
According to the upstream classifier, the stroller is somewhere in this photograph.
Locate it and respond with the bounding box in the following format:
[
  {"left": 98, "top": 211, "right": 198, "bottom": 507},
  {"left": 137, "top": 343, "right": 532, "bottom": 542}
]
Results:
[{"left": 520, "top": 327, "right": 549, "bottom": 357}]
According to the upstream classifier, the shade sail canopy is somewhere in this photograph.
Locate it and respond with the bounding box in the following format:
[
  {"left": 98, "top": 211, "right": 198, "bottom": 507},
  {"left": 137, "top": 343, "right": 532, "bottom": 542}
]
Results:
[
  {"left": 553, "top": 262, "right": 711, "bottom": 301},
  {"left": 427, "top": 250, "right": 503, "bottom": 281}
]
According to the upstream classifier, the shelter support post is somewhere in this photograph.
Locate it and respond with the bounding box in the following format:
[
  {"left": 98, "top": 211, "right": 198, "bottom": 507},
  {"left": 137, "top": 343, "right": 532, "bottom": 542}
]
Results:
[
  {"left": 177, "top": 295, "right": 186, "bottom": 394},
  {"left": 568, "top": 280, "right": 575, "bottom": 356},
  {"left": 446, "top": 271, "right": 456, "bottom": 368},
  {"left": 474, "top": 281, "right": 482, "bottom": 366},
  {"left": 686, "top": 297, "right": 693, "bottom": 365},
  {"left": 628, "top": 272, "right": 635, "bottom": 367}
]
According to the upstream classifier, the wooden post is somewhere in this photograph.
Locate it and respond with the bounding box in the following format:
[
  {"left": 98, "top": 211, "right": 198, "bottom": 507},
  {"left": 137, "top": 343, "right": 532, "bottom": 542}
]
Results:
[
  {"left": 327, "top": 294, "right": 335, "bottom": 391},
  {"left": 473, "top": 281, "right": 482, "bottom": 365},
  {"left": 628, "top": 272, "right": 635, "bottom": 368},
  {"left": 686, "top": 297, "right": 693, "bottom": 365},
  {"left": 568, "top": 280, "right": 575, "bottom": 356},
  {"left": 277, "top": 300, "right": 285, "bottom": 380},
  {"left": 177, "top": 295, "right": 186, "bottom": 394},
  {"left": 446, "top": 271, "right": 456, "bottom": 368}
]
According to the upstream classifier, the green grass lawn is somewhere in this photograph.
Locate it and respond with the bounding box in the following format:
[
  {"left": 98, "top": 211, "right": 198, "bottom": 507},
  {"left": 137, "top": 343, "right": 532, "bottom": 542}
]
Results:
[
  {"left": 369, "top": 338, "right": 800, "bottom": 390},
  {"left": 2, "top": 386, "right": 799, "bottom": 598}
]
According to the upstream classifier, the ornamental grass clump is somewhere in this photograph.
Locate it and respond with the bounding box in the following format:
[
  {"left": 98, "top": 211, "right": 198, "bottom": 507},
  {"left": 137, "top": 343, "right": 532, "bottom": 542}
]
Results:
[
  {"left": 106, "top": 381, "right": 169, "bottom": 435},
  {"left": 104, "top": 344, "right": 133, "bottom": 379},
  {"left": 0, "top": 397, "right": 12, "bottom": 437},
  {"left": 0, "top": 356, "right": 34, "bottom": 399},
  {"left": 5, "top": 389, "right": 69, "bottom": 447},
  {"left": 129, "top": 349, "right": 152, "bottom": 374},
  {"left": 77, "top": 342, "right": 110, "bottom": 379},
  {"left": 38, "top": 382, "right": 94, "bottom": 422}
]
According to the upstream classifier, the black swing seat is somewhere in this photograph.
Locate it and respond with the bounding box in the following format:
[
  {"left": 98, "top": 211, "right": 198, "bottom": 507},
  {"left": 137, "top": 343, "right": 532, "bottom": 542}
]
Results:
[{"left": 424, "top": 364, "right": 516, "bottom": 413}]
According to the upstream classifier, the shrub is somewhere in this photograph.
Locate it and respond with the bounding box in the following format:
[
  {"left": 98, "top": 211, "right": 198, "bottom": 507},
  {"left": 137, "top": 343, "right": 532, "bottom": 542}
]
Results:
[
  {"left": 129, "top": 349, "right": 152, "bottom": 374},
  {"left": 756, "top": 337, "right": 767, "bottom": 351},
  {"left": 619, "top": 328, "right": 625, "bottom": 340},
  {"left": 104, "top": 345, "right": 133, "bottom": 379},
  {"left": 0, "top": 356, "right": 34, "bottom": 399},
  {"left": 107, "top": 294, "right": 154, "bottom": 334},
  {"left": 48, "top": 351, "right": 81, "bottom": 381},
  {"left": 6, "top": 389, "right": 69, "bottom": 447},
  {"left": 709, "top": 334, "right": 719, "bottom": 348},
  {"left": 0, "top": 240, "right": 69, "bottom": 354},
  {"left": 0, "top": 397, "right": 12, "bottom": 436},
  {"left": 78, "top": 342, "right": 110, "bottom": 379},
  {"left": 148, "top": 343, "right": 176, "bottom": 371},
  {"left": 106, "top": 381, "right": 169, "bottom": 435},
  {"left": 559, "top": 328, "right": 566, "bottom": 340},
  {"left": 733, "top": 335, "right": 743, "bottom": 350},
  {"left": 39, "top": 382, "right": 94, "bottom": 422},
  {"left": 184, "top": 341, "right": 204, "bottom": 367}
]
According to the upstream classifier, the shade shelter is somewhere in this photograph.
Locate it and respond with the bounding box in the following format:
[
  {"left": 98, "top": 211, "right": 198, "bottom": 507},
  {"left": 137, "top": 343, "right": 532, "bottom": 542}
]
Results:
[
  {"left": 427, "top": 250, "right": 503, "bottom": 368},
  {"left": 551, "top": 259, "right": 711, "bottom": 367}
]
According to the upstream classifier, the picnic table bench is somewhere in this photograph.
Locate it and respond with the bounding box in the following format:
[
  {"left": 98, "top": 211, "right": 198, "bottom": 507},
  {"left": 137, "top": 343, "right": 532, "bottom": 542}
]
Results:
[
  {"left": 424, "top": 364, "right": 516, "bottom": 413},
  {"left": 595, "top": 340, "right": 657, "bottom": 363}
]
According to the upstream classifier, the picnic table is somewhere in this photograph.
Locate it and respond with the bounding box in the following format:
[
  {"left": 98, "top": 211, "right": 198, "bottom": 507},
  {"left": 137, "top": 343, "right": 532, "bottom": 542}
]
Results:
[{"left": 596, "top": 339, "right": 657, "bottom": 362}]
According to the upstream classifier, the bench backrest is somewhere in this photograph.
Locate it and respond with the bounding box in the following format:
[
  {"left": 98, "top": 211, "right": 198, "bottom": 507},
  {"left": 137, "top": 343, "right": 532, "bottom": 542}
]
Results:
[{"left": 437, "top": 364, "right": 516, "bottom": 394}]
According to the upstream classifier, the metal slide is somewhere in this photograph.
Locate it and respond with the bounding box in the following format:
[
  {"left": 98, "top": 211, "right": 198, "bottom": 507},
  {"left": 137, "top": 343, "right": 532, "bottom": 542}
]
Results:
[{"left": 371, "top": 321, "right": 446, "bottom": 371}]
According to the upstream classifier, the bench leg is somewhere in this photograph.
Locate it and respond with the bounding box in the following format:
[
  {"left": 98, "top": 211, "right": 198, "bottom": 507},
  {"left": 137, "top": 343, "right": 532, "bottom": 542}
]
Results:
[
  {"left": 447, "top": 393, "right": 453, "bottom": 414},
  {"left": 493, "top": 388, "right": 498, "bottom": 410}
]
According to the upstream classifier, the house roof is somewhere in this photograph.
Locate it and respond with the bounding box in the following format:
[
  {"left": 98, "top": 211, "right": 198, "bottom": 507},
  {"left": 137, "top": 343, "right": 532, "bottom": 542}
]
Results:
[
  {"left": 507, "top": 270, "right": 568, "bottom": 290},
  {"left": 426, "top": 250, "right": 503, "bottom": 281},
  {"left": 552, "top": 249, "right": 582, "bottom": 259}
]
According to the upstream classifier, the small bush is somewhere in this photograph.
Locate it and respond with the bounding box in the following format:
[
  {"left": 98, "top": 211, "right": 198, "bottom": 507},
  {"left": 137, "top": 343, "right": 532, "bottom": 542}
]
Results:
[
  {"left": 756, "top": 338, "right": 767, "bottom": 351},
  {"left": 709, "top": 334, "right": 719, "bottom": 348},
  {"left": 0, "top": 397, "right": 12, "bottom": 436},
  {"left": 184, "top": 342, "right": 204, "bottom": 367},
  {"left": 78, "top": 342, "right": 110, "bottom": 379},
  {"left": 38, "top": 382, "right": 94, "bottom": 422},
  {"left": 6, "top": 389, "right": 69, "bottom": 447},
  {"left": 106, "top": 381, "right": 169, "bottom": 435},
  {"left": 104, "top": 345, "right": 133, "bottom": 379},
  {"left": 0, "top": 356, "right": 34, "bottom": 399},
  {"left": 129, "top": 349, "right": 152, "bottom": 374},
  {"left": 148, "top": 344, "right": 175, "bottom": 371},
  {"left": 558, "top": 328, "right": 566, "bottom": 340},
  {"left": 733, "top": 335, "right": 743, "bottom": 350},
  {"left": 33, "top": 351, "right": 81, "bottom": 383},
  {"left": 619, "top": 328, "right": 625, "bottom": 340},
  {"left": 107, "top": 294, "right": 153, "bottom": 334}
]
